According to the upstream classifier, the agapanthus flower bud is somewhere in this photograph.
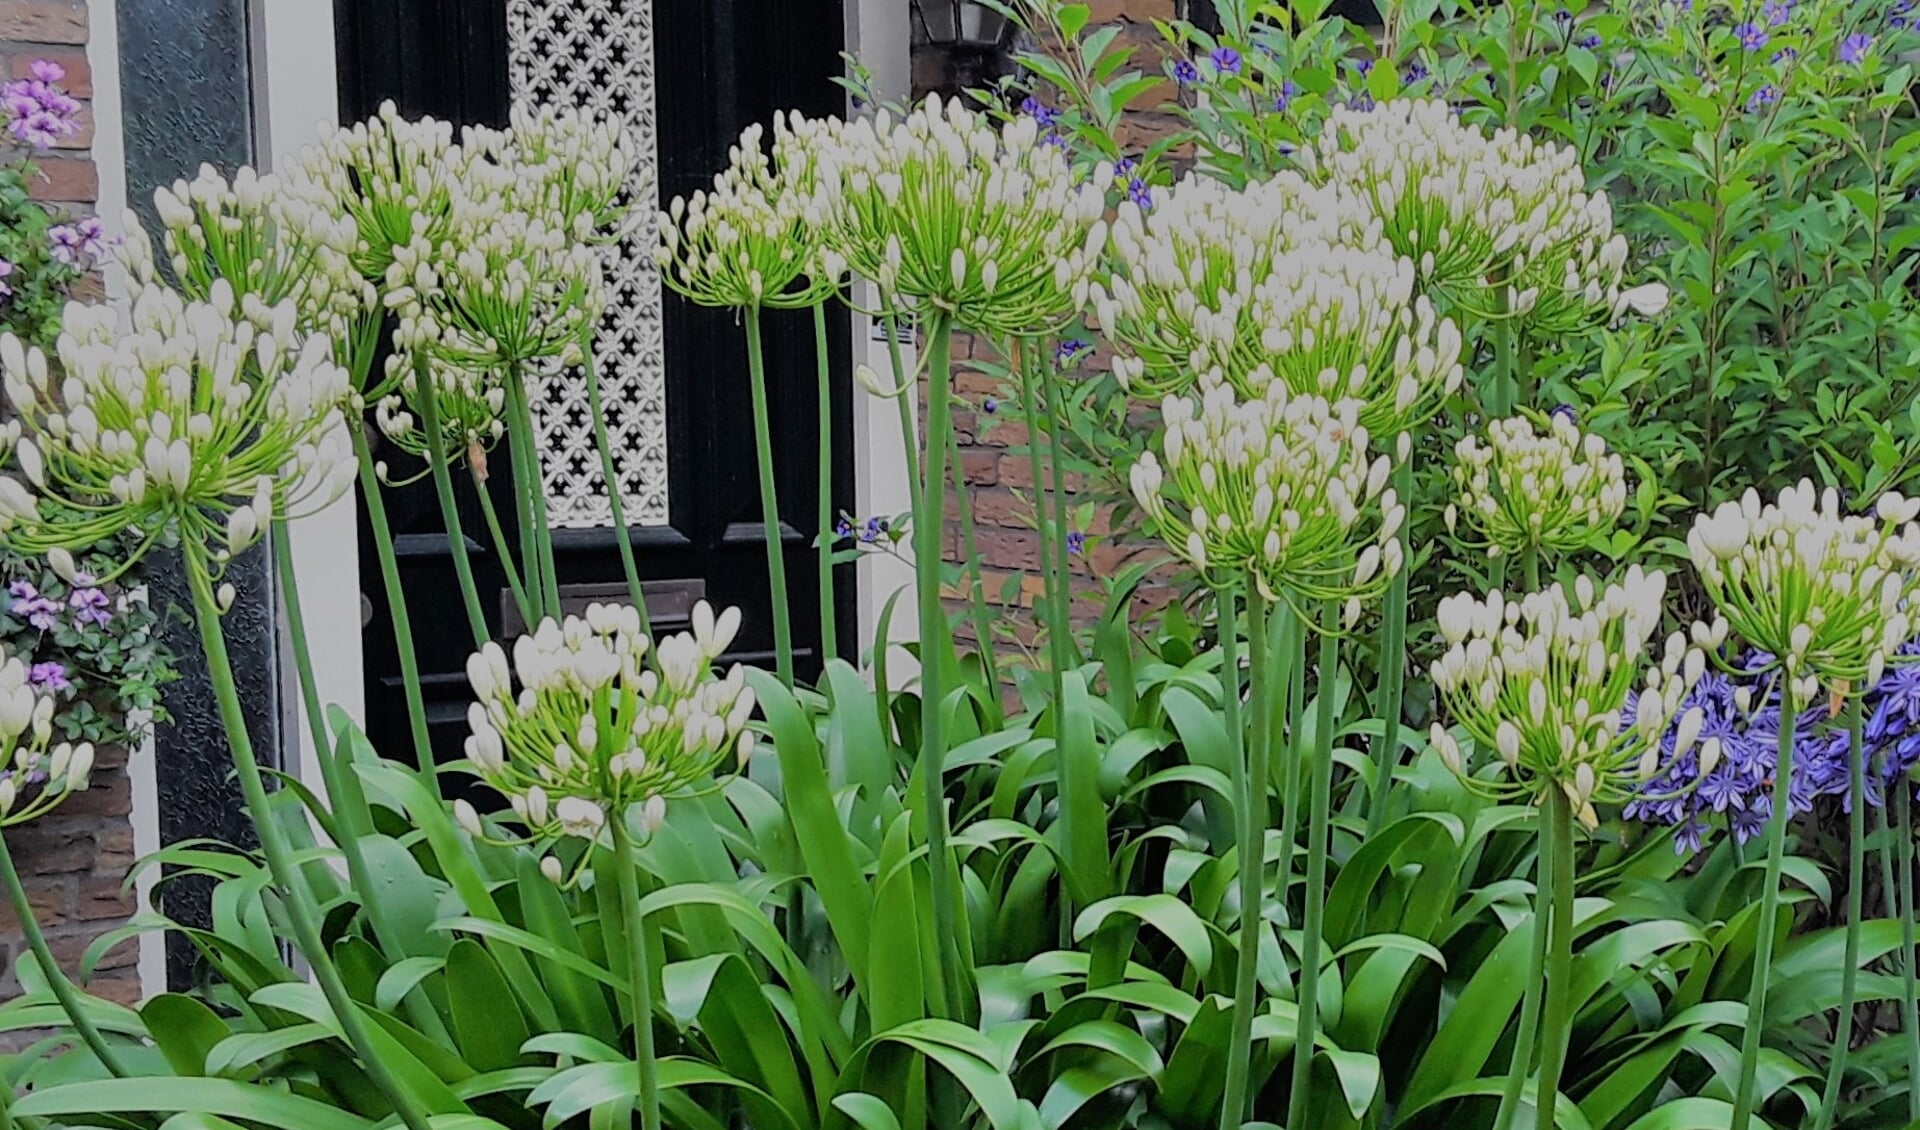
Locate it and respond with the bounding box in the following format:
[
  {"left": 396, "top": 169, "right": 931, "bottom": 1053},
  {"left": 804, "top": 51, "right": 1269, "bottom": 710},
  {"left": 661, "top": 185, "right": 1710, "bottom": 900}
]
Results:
[{"left": 1450, "top": 413, "right": 1628, "bottom": 560}]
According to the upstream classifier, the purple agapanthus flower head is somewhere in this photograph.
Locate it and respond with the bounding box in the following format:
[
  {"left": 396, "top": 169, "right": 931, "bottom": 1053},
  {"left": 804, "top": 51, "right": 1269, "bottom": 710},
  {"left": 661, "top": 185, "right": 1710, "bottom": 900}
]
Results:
[
  {"left": 28, "top": 662, "right": 69, "bottom": 694},
  {"left": 1840, "top": 31, "right": 1874, "bottom": 64},
  {"left": 1210, "top": 46, "right": 1243, "bottom": 76},
  {"left": 1735, "top": 21, "right": 1769, "bottom": 51}
]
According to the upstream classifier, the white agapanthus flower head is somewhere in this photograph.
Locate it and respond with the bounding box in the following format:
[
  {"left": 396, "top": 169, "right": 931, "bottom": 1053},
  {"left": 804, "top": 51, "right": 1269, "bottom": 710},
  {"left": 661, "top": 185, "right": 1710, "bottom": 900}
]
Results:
[
  {"left": 1129, "top": 378, "right": 1404, "bottom": 619},
  {"left": 1429, "top": 566, "right": 1702, "bottom": 825},
  {"left": 1688, "top": 482, "right": 1920, "bottom": 706},
  {"left": 0, "top": 643, "right": 89, "bottom": 828},
  {"left": 374, "top": 355, "right": 508, "bottom": 463},
  {"left": 0, "top": 285, "right": 357, "bottom": 579},
  {"left": 463, "top": 601, "right": 756, "bottom": 845},
  {"left": 122, "top": 165, "right": 374, "bottom": 352},
  {"left": 816, "top": 95, "right": 1108, "bottom": 337},
  {"left": 1306, "top": 98, "right": 1646, "bottom": 332},
  {"left": 1092, "top": 171, "right": 1385, "bottom": 397},
  {"left": 657, "top": 113, "right": 845, "bottom": 310},
  {"left": 1446, "top": 412, "right": 1630, "bottom": 560},
  {"left": 287, "top": 101, "right": 460, "bottom": 285},
  {"left": 498, "top": 103, "right": 633, "bottom": 241}
]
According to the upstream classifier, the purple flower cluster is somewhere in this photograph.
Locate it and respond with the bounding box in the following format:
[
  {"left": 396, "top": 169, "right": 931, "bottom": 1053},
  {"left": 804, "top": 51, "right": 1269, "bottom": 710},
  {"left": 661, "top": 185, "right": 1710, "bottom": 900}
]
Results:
[
  {"left": 28, "top": 662, "right": 69, "bottom": 693},
  {"left": 1055, "top": 338, "right": 1092, "bottom": 366},
  {"left": 1629, "top": 646, "right": 1920, "bottom": 853},
  {"left": 7, "top": 578, "right": 111, "bottom": 631},
  {"left": 47, "top": 215, "right": 111, "bottom": 266},
  {"left": 834, "top": 516, "right": 893, "bottom": 545},
  {"left": 1, "top": 60, "right": 80, "bottom": 151}
]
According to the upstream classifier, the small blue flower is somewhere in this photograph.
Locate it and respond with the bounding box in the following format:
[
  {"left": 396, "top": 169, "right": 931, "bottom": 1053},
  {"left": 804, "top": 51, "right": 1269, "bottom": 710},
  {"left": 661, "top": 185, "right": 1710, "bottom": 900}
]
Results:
[
  {"left": 1020, "top": 95, "right": 1060, "bottom": 128},
  {"left": 833, "top": 517, "right": 853, "bottom": 539},
  {"left": 1055, "top": 339, "right": 1092, "bottom": 366},
  {"left": 1210, "top": 46, "right": 1243, "bottom": 76},
  {"left": 1065, "top": 531, "right": 1087, "bottom": 557},
  {"left": 1173, "top": 59, "right": 1202, "bottom": 85},
  {"left": 1115, "top": 155, "right": 1139, "bottom": 178},
  {"left": 1043, "top": 132, "right": 1070, "bottom": 153},
  {"left": 1128, "top": 177, "right": 1153, "bottom": 210},
  {"left": 1273, "top": 77, "right": 1299, "bottom": 111},
  {"left": 1403, "top": 61, "right": 1429, "bottom": 83},
  {"left": 1549, "top": 404, "right": 1578, "bottom": 425},
  {"left": 1762, "top": 0, "right": 1794, "bottom": 26},
  {"left": 1735, "top": 21, "right": 1768, "bottom": 51},
  {"left": 1575, "top": 31, "right": 1602, "bottom": 49},
  {"left": 982, "top": 397, "right": 998, "bottom": 414},
  {"left": 1746, "top": 83, "right": 1779, "bottom": 112},
  {"left": 1840, "top": 31, "right": 1874, "bottom": 63},
  {"left": 1772, "top": 46, "right": 1799, "bottom": 64}
]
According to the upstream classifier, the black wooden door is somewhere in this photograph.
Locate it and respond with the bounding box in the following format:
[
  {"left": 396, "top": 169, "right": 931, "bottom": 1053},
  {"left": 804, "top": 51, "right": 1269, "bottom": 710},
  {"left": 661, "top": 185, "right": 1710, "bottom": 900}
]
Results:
[{"left": 335, "top": 0, "right": 854, "bottom": 771}]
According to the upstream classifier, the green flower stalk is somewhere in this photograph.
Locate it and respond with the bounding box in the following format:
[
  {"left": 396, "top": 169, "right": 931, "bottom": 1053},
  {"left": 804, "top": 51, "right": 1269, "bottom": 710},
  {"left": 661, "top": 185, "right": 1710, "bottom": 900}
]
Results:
[
  {"left": 459, "top": 600, "right": 755, "bottom": 1130},
  {"left": 813, "top": 95, "right": 1106, "bottom": 1021},
  {"left": 1129, "top": 380, "right": 1403, "bottom": 1129},
  {"left": 1687, "top": 482, "right": 1920, "bottom": 1128},
  {"left": 1447, "top": 412, "right": 1631, "bottom": 572},
  {"left": 658, "top": 113, "right": 849, "bottom": 687},
  {"left": 1429, "top": 567, "right": 1703, "bottom": 1130},
  {"left": 0, "top": 288, "right": 435, "bottom": 1130}
]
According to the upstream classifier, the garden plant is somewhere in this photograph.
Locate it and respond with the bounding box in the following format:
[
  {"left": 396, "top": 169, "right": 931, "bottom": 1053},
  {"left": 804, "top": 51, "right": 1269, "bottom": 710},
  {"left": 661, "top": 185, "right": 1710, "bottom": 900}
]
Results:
[{"left": 0, "top": 0, "right": 1917, "bottom": 1128}]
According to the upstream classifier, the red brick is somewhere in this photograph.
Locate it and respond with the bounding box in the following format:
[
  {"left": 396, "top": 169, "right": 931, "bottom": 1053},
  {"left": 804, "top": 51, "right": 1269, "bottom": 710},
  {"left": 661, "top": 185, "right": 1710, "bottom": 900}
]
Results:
[
  {"left": 10, "top": 823, "right": 96, "bottom": 874},
  {"left": 93, "top": 826, "right": 132, "bottom": 875},
  {"left": 89, "top": 973, "right": 141, "bottom": 1006},
  {"left": 75, "top": 876, "right": 132, "bottom": 922},
  {"left": 1089, "top": 0, "right": 1176, "bottom": 22},
  {"left": 0, "top": 879, "right": 68, "bottom": 932},
  {"left": 6, "top": 49, "right": 90, "bottom": 96},
  {"left": 979, "top": 418, "right": 1029, "bottom": 448},
  {"left": 971, "top": 489, "right": 1036, "bottom": 531},
  {"left": 51, "top": 929, "right": 133, "bottom": 975},
  {"left": 976, "top": 528, "right": 1041, "bottom": 572},
  {"left": 954, "top": 371, "right": 1006, "bottom": 398},
  {"left": 61, "top": 772, "right": 129, "bottom": 819},
  {"left": 0, "top": 1, "right": 86, "bottom": 44},
  {"left": 961, "top": 450, "right": 1000, "bottom": 486},
  {"left": 26, "top": 154, "right": 95, "bottom": 203},
  {"left": 997, "top": 454, "right": 1085, "bottom": 493}
]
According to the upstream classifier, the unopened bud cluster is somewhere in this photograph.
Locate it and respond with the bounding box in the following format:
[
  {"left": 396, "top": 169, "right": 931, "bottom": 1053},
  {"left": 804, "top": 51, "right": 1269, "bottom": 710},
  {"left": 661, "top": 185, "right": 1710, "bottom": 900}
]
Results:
[
  {"left": 1304, "top": 98, "right": 1657, "bottom": 332},
  {"left": 1689, "top": 482, "right": 1920, "bottom": 706},
  {"left": 462, "top": 601, "right": 756, "bottom": 845},
  {"left": 1129, "top": 379, "right": 1404, "bottom": 621},
  {"left": 1446, "top": 413, "right": 1629, "bottom": 559},
  {"left": 814, "top": 96, "right": 1108, "bottom": 338},
  {"left": 0, "top": 643, "right": 89, "bottom": 827},
  {"left": 0, "top": 284, "right": 356, "bottom": 577},
  {"left": 658, "top": 113, "right": 846, "bottom": 310},
  {"left": 1429, "top": 567, "right": 1706, "bottom": 825},
  {"left": 375, "top": 358, "right": 509, "bottom": 458}
]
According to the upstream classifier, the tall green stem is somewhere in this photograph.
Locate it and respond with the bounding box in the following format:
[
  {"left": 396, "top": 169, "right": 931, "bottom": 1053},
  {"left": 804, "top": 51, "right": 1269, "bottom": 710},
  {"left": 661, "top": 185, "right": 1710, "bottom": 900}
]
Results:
[
  {"left": 354, "top": 429, "right": 437, "bottom": 786},
  {"left": 585, "top": 345, "right": 652, "bottom": 641},
  {"left": 1019, "top": 350, "right": 1068, "bottom": 687},
  {"left": 269, "top": 521, "right": 454, "bottom": 1047},
  {"left": 1042, "top": 365, "right": 1080, "bottom": 674},
  {"left": 743, "top": 307, "right": 795, "bottom": 687},
  {"left": 503, "top": 369, "right": 560, "bottom": 618},
  {"left": 414, "top": 360, "right": 490, "bottom": 649},
  {"left": 1367, "top": 457, "right": 1414, "bottom": 836},
  {"left": 1816, "top": 694, "right": 1868, "bottom": 1130},
  {"left": 1731, "top": 714, "right": 1798, "bottom": 1128},
  {"left": 1217, "top": 583, "right": 1253, "bottom": 1130},
  {"left": 882, "top": 307, "right": 922, "bottom": 487},
  {"left": 1227, "top": 592, "right": 1275, "bottom": 1129},
  {"left": 1534, "top": 787, "right": 1578, "bottom": 1129},
  {"left": 1286, "top": 602, "right": 1341, "bottom": 1130},
  {"left": 1898, "top": 784, "right": 1920, "bottom": 1123},
  {"left": 813, "top": 303, "right": 837, "bottom": 663},
  {"left": 916, "top": 313, "right": 965, "bottom": 1016},
  {"left": 610, "top": 815, "right": 662, "bottom": 1130},
  {"left": 1490, "top": 313, "right": 1516, "bottom": 419},
  {"left": 1521, "top": 547, "right": 1542, "bottom": 594},
  {"left": 472, "top": 466, "right": 533, "bottom": 631},
  {"left": 1492, "top": 816, "right": 1553, "bottom": 1130},
  {"left": 1273, "top": 612, "right": 1307, "bottom": 952},
  {"left": 0, "top": 832, "right": 124, "bottom": 1077},
  {"left": 185, "top": 549, "right": 435, "bottom": 1130}
]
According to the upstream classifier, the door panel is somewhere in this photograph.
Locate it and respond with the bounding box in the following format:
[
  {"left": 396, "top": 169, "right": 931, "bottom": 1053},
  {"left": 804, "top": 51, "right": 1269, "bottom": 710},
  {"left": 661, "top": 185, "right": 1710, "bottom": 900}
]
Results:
[{"left": 336, "top": 0, "right": 854, "bottom": 770}]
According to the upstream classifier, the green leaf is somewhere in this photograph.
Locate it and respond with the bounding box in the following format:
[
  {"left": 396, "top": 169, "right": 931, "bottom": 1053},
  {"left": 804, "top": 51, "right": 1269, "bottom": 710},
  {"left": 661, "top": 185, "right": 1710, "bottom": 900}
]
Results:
[
  {"left": 14, "top": 1078, "right": 377, "bottom": 1130},
  {"left": 833, "top": 1093, "right": 905, "bottom": 1130},
  {"left": 1075, "top": 894, "right": 1214, "bottom": 978},
  {"left": 446, "top": 938, "right": 532, "bottom": 1073},
  {"left": 1054, "top": 671, "right": 1112, "bottom": 906},
  {"left": 140, "top": 994, "right": 230, "bottom": 1077}
]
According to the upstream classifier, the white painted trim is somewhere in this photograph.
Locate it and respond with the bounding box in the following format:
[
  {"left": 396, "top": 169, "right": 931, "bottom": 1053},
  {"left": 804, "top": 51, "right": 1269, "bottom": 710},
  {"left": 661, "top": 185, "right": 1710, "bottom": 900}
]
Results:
[
  {"left": 251, "top": 0, "right": 364, "bottom": 794},
  {"left": 845, "top": 0, "right": 921, "bottom": 684}
]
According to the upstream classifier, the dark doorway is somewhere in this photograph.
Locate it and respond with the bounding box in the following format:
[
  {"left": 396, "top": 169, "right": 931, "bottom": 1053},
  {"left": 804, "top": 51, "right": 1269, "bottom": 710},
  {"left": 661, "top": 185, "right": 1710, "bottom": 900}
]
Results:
[{"left": 333, "top": 0, "right": 855, "bottom": 770}]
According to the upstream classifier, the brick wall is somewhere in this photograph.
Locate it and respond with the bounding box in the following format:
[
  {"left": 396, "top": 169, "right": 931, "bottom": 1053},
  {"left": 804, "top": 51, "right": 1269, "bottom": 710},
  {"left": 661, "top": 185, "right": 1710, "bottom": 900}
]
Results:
[
  {"left": 0, "top": 0, "right": 140, "bottom": 1007},
  {"left": 939, "top": 1, "right": 1184, "bottom": 657}
]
